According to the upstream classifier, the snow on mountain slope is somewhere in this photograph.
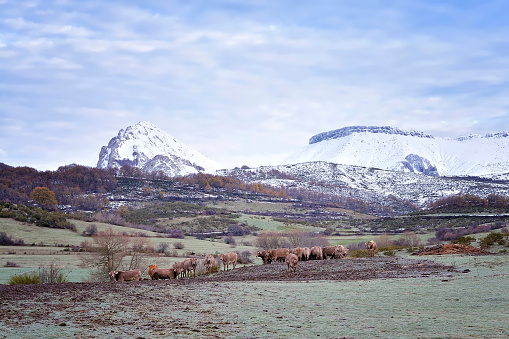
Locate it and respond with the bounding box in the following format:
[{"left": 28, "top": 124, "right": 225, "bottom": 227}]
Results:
[
  {"left": 97, "top": 121, "right": 221, "bottom": 177},
  {"left": 283, "top": 126, "right": 509, "bottom": 178},
  {"left": 219, "top": 161, "right": 509, "bottom": 214}
]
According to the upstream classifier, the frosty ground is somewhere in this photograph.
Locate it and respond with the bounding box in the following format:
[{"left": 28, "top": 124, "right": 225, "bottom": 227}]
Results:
[{"left": 0, "top": 256, "right": 508, "bottom": 338}]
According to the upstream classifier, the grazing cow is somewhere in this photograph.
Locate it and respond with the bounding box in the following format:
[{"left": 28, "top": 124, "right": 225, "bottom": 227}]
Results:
[
  {"left": 335, "top": 245, "right": 349, "bottom": 258},
  {"left": 151, "top": 268, "right": 176, "bottom": 280},
  {"left": 301, "top": 247, "right": 311, "bottom": 261},
  {"left": 269, "top": 248, "right": 290, "bottom": 263},
  {"left": 366, "top": 240, "right": 378, "bottom": 257},
  {"left": 256, "top": 250, "right": 272, "bottom": 264},
  {"left": 109, "top": 269, "right": 141, "bottom": 282},
  {"left": 204, "top": 254, "right": 216, "bottom": 273},
  {"left": 219, "top": 252, "right": 238, "bottom": 271},
  {"left": 309, "top": 246, "right": 323, "bottom": 260},
  {"left": 183, "top": 258, "right": 198, "bottom": 278},
  {"left": 290, "top": 247, "right": 304, "bottom": 261},
  {"left": 172, "top": 261, "right": 185, "bottom": 278},
  {"left": 148, "top": 264, "right": 158, "bottom": 279},
  {"left": 285, "top": 253, "right": 299, "bottom": 273},
  {"left": 322, "top": 246, "right": 340, "bottom": 259}
]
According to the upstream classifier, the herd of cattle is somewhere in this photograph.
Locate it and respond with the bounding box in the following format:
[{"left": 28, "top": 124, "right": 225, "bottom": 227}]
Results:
[{"left": 108, "top": 240, "right": 378, "bottom": 282}]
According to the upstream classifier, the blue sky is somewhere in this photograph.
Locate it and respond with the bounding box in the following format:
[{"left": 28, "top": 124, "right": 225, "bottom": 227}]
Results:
[{"left": 1, "top": 0, "right": 508, "bottom": 171}]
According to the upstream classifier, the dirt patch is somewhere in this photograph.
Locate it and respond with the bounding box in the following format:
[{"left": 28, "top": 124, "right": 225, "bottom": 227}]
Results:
[
  {"left": 0, "top": 257, "right": 457, "bottom": 303},
  {"left": 414, "top": 243, "right": 490, "bottom": 255}
]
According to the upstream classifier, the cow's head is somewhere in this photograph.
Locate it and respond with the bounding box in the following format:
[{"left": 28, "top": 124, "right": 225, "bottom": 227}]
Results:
[{"left": 109, "top": 270, "right": 118, "bottom": 281}]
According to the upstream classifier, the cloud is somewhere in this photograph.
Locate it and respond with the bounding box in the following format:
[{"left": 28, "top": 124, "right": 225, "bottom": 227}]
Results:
[{"left": 1, "top": 1, "right": 509, "bottom": 170}]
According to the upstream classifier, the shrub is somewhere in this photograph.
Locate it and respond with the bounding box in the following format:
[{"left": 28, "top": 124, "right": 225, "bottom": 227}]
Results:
[
  {"left": 173, "top": 241, "right": 185, "bottom": 249},
  {"left": 4, "top": 261, "right": 19, "bottom": 267},
  {"left": 165, "top": 229, "right": 185, "bottom": 239},
  {"left": 349, "top": 249, "right": 370, "bottom": 258},
  {"left": 452, "top": 236, "right": 476, "bottom": 246},
  {"left": 224, "top": 236, "right": 236, "bottom": 245},
  {"left": 227, "top": 224, "right": 250, "bottom": 236},
  {"left": 8, "top": 265, "right": 68, "bottom": 284},
  {"left": 9, "top": 271, "right": 40, "bottom": 285},
  {"left": 480, "top": 232, "right": 506, "bottom": 249},
  {"left": 157, "top": 242, "right": 169, "bottom": 253},
  {"left": 82, "top": 224, "right": 98, "bottom": 237}
]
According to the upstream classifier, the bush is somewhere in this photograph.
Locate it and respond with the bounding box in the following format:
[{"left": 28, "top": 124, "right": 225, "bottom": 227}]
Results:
[
  {"left": 348, "top": 249, "right": 370, "bottom": 258},
  {"left": 480, "top": 232, "right": 507, "bottom": 249},
  {"left": 452, "top": 236, "right": 476, "bottom": 246},
  {"left": 173, "top": 241, "right": 185, "bottom": 249},
  {"left": 165, "top": 229, "right": 185, "bottom": 239},
  {"left": 4, "top": 261, "right": 19, "bottom": 267},
  {"left": 0, "top": 232, "right": 24, "bottom": 246},
  {"left": 224, "top": 236, "right": 236, "bottom": 245},
  {"left": 157, "top": 242, "right": 169, "bottom": 253},
  {"left": 9, "top": 271, "right": 40, "bottom": 285},
  {"left": 82, "top": 224, "right": 98, "bottom": 237},
  {"left": 9, "top": 265, "right": 69, "bottom": 284}
]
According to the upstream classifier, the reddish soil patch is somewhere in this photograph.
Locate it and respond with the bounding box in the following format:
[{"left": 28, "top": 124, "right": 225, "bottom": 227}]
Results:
[{"left": 414, "top": 244, "right": 490, "bottom": 255}]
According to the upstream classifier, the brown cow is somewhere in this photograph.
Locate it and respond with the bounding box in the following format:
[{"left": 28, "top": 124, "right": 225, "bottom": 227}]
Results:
[
  {"left": 109, "top": 269, "right": 141, "bottom": 282},
  {"left": 269, "top": 248, "right": 290, "bottom": 263},
  {"left": 336, "top": 245, "right": 349, "bottom": 258},
  {"left": 148, "top": 264, "right": 158, "bottom": 279},
  {"left": 285, "top": 253, "right": 299, "bottom": 273},
  {"left": 366, "top": 240, "right": 377, "bottom": 257},
  {"left": 309, "top": 246, "right": 323, "bottom": 260},
  {"left": 172, "top": 261, "right": 185, "bottom": 278},
  {"left": 322, "top": 246, "right": 340, "bottom": 259},
  {"left": 301, "top": 247, "right": 311, "bottom": 261},
  {"left": 151, "top": 268, "right": 176, "bottom": 280},
  {"left": 219, "top": 252, "right": 238, "bottom": 271},
  {"left": 182, "top": 258, "right": 198, "bottom": 278},
  {"left": 204, "top": 254, "right": 216, "bottom": 273},
  {"left": 256, "top": 250, "right": 272, "bottom": 264},
  {"left": 290, "top": 247, "right": 304, "bottom": 261}
]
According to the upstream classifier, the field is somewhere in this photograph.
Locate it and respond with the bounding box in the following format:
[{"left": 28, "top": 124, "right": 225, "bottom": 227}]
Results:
[{"left": 0, "top": 255, "right": 508, "bottom": 338}]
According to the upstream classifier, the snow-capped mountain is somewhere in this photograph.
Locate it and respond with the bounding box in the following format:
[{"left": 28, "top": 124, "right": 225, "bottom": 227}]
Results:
[
  {"left": 97, "top": 121, "right": 220, "bottom": 177},
  {"left": 284, "top": 126, "right": 509, "bottom": 178}
]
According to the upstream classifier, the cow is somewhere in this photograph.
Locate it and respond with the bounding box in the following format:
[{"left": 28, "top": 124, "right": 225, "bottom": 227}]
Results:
[
  {"left": 336, "top": 245, "right": 349, "bottom": 258},
  {"left": 172, "top": 261, "right": 185, "bottom": 278},
  {"left": 290, "top": 247, "right": 304, "bottom": 261},
  {"left": 301, "top": 247, "right": 311, "bottom": 261},
  {"left": 219, "top": 252, "right": 238, "bottom": 271},
  {"left": 148, "top": 264, "right": 158, "bottom": 279},
  {"left": 309, "top": 246, "right": 323, "bottom": 260},
  {"left": 366, "top": 240, "right": 377, "bottom": 257},
  {"left": 269, "top": 248, "right": 290, "bottom": 263},
  {"left": 204, "top": 254, "right": 216, "bottom": 273},
  {"left": 285, "top": 253, "right": 299, "bottom": 273},
  {"left": 256, "top": 250, "right": 272, "bottom": 264},
  {"left": 151, "top": 268, "right": 176, "bottom": 280},
  {"left": 322, "top": 246, "right": 340, "bottom": 259},
  {"left": 182, "top": 258, "right": 198, "bottom": 278},
  {"left": 109, "top": 269, "right": 141, "bottom": 282}
]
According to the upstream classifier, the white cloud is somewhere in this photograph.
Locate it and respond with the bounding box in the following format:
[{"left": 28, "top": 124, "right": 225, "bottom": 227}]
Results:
[{"left": 1, "top": 0, "right": 509, "bottom": 170}]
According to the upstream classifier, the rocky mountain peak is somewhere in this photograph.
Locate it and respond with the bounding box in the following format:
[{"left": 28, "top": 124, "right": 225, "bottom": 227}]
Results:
[{"left": 97, "top": 121, "right": 220, "bottom": 177}]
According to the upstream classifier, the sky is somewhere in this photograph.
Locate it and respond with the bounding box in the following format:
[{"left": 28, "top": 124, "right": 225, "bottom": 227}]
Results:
[{"left": 1, "top": 0, "right": 509, "bottom": 171}]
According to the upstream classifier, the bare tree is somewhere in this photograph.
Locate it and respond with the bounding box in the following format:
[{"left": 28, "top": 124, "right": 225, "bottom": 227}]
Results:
[{"left": 80, "top": 227, "right": 150, "bottom": 281}]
